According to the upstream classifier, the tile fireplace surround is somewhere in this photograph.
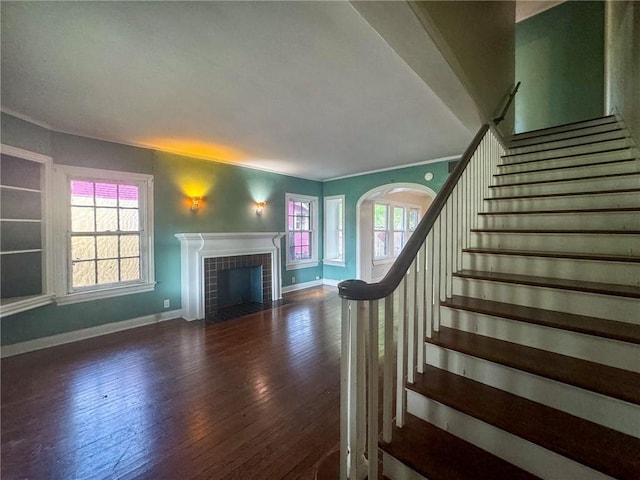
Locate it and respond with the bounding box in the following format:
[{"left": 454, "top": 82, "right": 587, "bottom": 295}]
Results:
[{"left": 175, "top": 233, "right": 285, "bottom": 320}]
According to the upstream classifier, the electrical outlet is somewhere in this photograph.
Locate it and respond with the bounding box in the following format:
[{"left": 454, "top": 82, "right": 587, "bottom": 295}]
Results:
[
  {"left": 315, "top": 276, "right": 320, "bottom": 280},
  {"left": 163, "top": 299, "right": 170, "bottom": 308},
  {"left": 291, "top": 276, "right": 296, "bottom": 284}
]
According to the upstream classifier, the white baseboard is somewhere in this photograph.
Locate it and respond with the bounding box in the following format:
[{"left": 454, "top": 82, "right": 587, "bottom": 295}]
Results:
[
  {"left": 322, "top": 278, "right": 341, "bottom": 287},
  {"left": 0, "top": 309, "right": 183, "bottom": 358},
  {"left": 282, "top": 279, "right": 324, "bottom": 293}
]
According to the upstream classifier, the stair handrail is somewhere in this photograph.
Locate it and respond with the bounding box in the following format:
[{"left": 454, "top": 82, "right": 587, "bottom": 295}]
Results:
[
  {"left": 493, "top": 81, "right": 521, "bottom": 125},
  {"left": 338, "top": 124, "right": 488, "bottom": 301}
]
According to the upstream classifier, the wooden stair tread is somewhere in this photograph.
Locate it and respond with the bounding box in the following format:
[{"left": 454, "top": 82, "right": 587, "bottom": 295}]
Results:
[
  {"left": 471, "top": 228, "right": 640, "bottom": 235},
  {"left": 380, "top": 413, "right": 540, "bottom": 480},
  {"left": 454, "top": 269, "right": 640, "bottom": 298},
  {"left": 500, "top": 146, "right": 634, "bottom": 167},
  {"left": 441, "top": 295, "right": 640, "bottom": 344},
  {"left": 409, "top": 367, "right": 640, "bottom": 480},
  {"left": 494, "top": 157, "right": 636, "bottom": 177},
  {"left": 478, "top": 206, "right": 640, "bottom": 215},
  {"left": 488, "top": 171, "right": 639, "bottom": 188},
  {"left": 506, "top": 125, "right": 623, "bottom": 150},
  {"left": 485, "top": 187, "right": 640, "bottom": 201},
  {"left": 501, "top": 136, "right": 628, "bottom": 158},
  {"left": 426, "top": 327, "right": 640, "bottom": 405},
  {"left": 507, "top": 115, "right": 616, "bottom": 141},
  {"left": 462, "top": 247, "right": 640, "bottom": 263}
]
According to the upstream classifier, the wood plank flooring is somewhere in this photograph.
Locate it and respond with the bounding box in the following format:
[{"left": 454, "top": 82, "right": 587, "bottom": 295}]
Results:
[{"left": 1, "top": 287, "right": 342, "bottom": 480}]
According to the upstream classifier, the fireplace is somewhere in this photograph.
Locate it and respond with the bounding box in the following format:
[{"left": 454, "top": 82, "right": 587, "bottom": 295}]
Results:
[
  {"left": 204, "top": 254, "right": 271, "bottom": 317},
  {"left": 175, "top": 232, "right": 284, "bottom": 321}
]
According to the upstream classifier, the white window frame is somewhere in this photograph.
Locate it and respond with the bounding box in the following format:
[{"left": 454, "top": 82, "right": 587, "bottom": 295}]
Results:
[
  {"left": 0, "top": 145, "right": 54, "bottom": 317},
  {"left": 323, "top": 195, "right": 345, "bottom": 266},
  {"left": 53, "top": 165, "right": 155, "bottom": 305},
  {"left": 372, "top": 201, "right": 421, "bottom": 266},
  {"left": 285, "top": 193, "right": 319, "bottom": 270}
]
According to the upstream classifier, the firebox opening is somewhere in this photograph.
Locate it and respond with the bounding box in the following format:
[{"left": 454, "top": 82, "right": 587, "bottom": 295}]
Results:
[{"left": 217, "top": 266, "right": 263, "bottom": 308}]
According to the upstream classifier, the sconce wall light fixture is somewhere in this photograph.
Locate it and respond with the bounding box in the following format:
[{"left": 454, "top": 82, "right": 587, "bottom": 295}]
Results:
[
  {"left": 191, "top": 196, "right": 202, "bottom": 212},
  {"left": 256, "top": 201, "right": 266, "bottom": 215}
]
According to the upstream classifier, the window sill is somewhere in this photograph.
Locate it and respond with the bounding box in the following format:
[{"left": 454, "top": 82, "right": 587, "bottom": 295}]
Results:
[
  {"left": 286, "top": 261, "right": 319, "bottom": 271},
  {"left": 323, "top": 259, "right": 345, "bottom": 267},
  {"left": 55, "top": 282, "right": 156, "bottom": 306},
  {"left": 372, "top": 258, "right": 395, "bottom": 266},
  {"left": 0, "top": 294, "right": 55, "bottom": 318}
]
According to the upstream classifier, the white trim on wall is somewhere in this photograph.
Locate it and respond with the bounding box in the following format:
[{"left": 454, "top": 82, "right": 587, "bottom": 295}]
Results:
[
  {"left": 281, "top": 279, "right": 323, "bottom": 293},
  {"left": 0, "top": 309, "right": 182, "bottom": 358}
]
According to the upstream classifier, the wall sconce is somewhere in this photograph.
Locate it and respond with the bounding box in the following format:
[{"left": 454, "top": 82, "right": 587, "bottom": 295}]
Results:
[
  {"left": 191, "top": 196, "right": 202, "bottom": 212},
  {"left": 256, "top": 201, "right": 266, "bottom": 215}
]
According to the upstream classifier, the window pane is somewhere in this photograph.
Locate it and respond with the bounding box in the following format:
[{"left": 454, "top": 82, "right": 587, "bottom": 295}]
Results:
[
  {"left": 73, "top": 260, "right": 96, "bottom": 287},
  {"left": 97, "top": 259, "right": 119, "bottom": 284},
  {"left": 288, "top": 215, "right": 295, "bottom": 230},
  {"left": 96, "top": 207, "right": 118, "bottom": 231},
  {"left": 71, "top": 206, "right": 95, "bottom": 232},
  {"left": 120, "top": 257, "right": 140, "bottom": 282},
  {"left": 374, "top": 204, "right": 388, "bottom": 229},
  {"left": 300, "top": 216, "right": 310, "bottom": 231},
  {"left": 393, "top": 207, "right": 405, "bottom": 230},
  {"left": 120, "top": 235, "right": 139, "bottom": 257},
  {"left": 96, "top": 236, "right": 118, "bottom": 259},
  {"left": 118, "top": 184, "right": 139, "bottom": 208},
  {"left": 409, "top": 208, "right": 420, "bottom": 230},
  {"left": 120, "top": 209, "right": 139, "bottom": 231},
  {"left": 394, "top": 232, "right": 405, "bottom": 256},
  {"left": 71, "top": 181, "right": 94, "bottom": 206},
  {"left": 95, "top": 183, "right": 118, "bottom": 207},
  {"left": 71, "top": 236, "right": 95, "bottom": 261},
  {"left": 374, "top": 231, "right": 387, "bottom": 258}
]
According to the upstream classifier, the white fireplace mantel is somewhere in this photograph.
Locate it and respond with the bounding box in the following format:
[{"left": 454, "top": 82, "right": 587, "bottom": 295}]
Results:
[{"left": 175, "top": 232, "right": 285, "bottom": 320}]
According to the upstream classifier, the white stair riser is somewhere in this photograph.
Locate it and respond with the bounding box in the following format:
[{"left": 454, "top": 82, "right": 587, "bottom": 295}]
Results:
[
  {"left": 382, "top": 452, "right": 428, "bottom": 480},
  {"left": 461, "top": 253, "right": 640, "bottom": 286},
  {"left": 508, "top": 117, "right": 619, "bottom": 143},
  {"left": 423, "top": 344, "right": 640, "bottom": 438},
  {"left": 494, "top": 160, "right": 639, "bottom": 185},
  {"left": 508, "top": 123, "right": 626, "bottom": 148},
  {"left": 489, "top": 174, "right": 640, "bottom": 197},
  {"left": 498, "top": 148, "right": 637, "bottom": 174},
  {"left": 502, "top": 138, "right": 631, "bottom": 163},
  {"left": 440, "top": 308, "right": 640, "bottom": 372},
  {"left": 478, "top": 212, "right": 639, "bottom": 230},
  {"left": 407, "top": 392, "right": 614, "bottom": 479},
  {"left": 507, "top": 131, "right": 628, "bottom": 155},
  {"left": 484, "top": 192, "right": 640, "bottom": 212},
  {"left": 452, "top": 276, "right": 639, "bottom": 323},
  {"left": 469, "top": 232, "right": 640, "bottom": 256}
]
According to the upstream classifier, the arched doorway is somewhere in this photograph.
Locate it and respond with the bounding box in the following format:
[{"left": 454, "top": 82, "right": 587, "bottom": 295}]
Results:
[{"left": 356, "top": 183, "right": 436, "bottom": 282}]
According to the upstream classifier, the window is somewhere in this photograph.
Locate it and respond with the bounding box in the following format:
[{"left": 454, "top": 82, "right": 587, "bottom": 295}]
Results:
[
  {"left": 373, "top": 202, "right": 421, "bottom": 263},
  {"left": 0, "top": 145, "right": 53, "bottom": 317},
  {"left": 285, "top": 193, "right": 318, "bottom": 269},
  {"left": 55, "top": 166, "right": 155, "bottom": 304},
  {"left": 324, "top": 195, "right": 344, "bottom": 266},
  {"left": 373, "top": 203, "right": 389, "bottom": 260}
]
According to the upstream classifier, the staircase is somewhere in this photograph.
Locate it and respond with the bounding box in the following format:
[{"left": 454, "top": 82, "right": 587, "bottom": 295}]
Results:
[{"left": 378, "top": 116, "right": 640, "bottom": 479}]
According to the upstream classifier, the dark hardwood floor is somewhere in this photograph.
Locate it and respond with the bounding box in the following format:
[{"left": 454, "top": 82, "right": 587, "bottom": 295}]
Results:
[{"left": 1, "top": 286, "right": 342, "bottom": 480}]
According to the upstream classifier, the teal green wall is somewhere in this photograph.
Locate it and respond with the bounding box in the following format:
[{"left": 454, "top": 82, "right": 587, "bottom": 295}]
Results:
[
  {"left": 1, "top": 112, "right": 322, "bottom": 345},
  {"left": 322, "top": 161, "right": 452, "bottom": 282},
  {"left": 515, "top": 1, "right": 605, "bottom": 132}
]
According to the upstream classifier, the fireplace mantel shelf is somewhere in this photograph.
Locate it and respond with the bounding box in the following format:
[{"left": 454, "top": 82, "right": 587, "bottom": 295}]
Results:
[{"left": 175, "top": 232, "right": 285, "bottom": 320}]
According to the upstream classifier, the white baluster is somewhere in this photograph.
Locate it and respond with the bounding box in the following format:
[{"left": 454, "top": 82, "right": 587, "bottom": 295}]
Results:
[
  {"left": 368, "top": 300, "right": 379, "bottom": 480},
  {"left": 395, "top": 279, "right": 406, "bottom": 427},
  {"left": 383, "top": 294, "right": 393, "bottom": 442},
  {"left": 416, "top": 242, "right": 426, "bottom": 373},
  {"left": 406, "top": 260, "right": 416, "bottom": 384},
  {"left": 426, "top": 231, "right": 434, "bottom": 338}
]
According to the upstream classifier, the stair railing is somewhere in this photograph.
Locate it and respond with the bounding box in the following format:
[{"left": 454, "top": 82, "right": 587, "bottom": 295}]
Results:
[{"left": 338, "top": 122, "right": 506, "bottom": 479}]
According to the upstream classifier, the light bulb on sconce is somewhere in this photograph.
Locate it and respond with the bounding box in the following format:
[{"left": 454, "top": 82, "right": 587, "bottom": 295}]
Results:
[
  {"left": 190, "top": 196, "right": 202, "bottom": 212},
  {"left": 256, "top": 201, "right": 266, "bottom": 215}
]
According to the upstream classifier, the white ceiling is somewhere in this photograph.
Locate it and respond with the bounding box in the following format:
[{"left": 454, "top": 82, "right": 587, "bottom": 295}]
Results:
[{"left": 1, "top": 1, "right": 476, "bottom": 181}]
